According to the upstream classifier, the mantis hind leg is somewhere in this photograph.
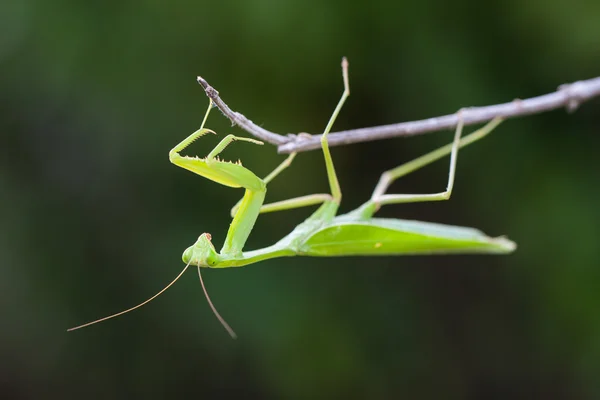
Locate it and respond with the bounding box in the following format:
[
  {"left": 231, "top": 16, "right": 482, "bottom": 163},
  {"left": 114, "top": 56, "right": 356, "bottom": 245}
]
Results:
[{"left": 356, "top": 116, "right": 503, "bottom": 218}]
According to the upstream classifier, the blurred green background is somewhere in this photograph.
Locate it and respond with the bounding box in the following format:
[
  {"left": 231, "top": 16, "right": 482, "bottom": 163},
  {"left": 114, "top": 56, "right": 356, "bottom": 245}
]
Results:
[{"left": 2, "top": 0, "right": 600, "bottom": 398}]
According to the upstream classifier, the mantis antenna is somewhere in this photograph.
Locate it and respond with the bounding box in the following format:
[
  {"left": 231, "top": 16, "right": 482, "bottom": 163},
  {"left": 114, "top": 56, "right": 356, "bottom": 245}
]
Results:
[
  {"left": 67, "top": 259, "right": 236, "bottom": 337},
  {"left": 67, "top": 260, "right": 194, "bottom": 331},
  {"left": 196, "top": 266, "right": 237, "bottom": 339}
]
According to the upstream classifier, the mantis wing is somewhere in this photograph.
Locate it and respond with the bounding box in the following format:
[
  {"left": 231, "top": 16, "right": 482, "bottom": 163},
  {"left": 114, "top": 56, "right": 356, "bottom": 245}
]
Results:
[{"left": 300, "top": 218, "right": 516, "bottom": 256}]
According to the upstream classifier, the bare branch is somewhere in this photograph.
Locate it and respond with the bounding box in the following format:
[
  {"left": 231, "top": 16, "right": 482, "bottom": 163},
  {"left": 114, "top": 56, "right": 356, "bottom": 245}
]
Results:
[
  {"left": 197, "top": 75, "right": 600, "bottom": 154},
  {"left": 196, "top": 76, "right": 287, "bottom": 145}
]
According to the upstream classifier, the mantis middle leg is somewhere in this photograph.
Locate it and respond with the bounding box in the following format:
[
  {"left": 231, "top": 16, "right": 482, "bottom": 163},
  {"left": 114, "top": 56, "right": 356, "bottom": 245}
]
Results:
[
  {"left": 230, "top": 58, "right": 351, "bottom": 217},
  {"left": 229, "top": 152, "right": 333, "bottom": 217}
]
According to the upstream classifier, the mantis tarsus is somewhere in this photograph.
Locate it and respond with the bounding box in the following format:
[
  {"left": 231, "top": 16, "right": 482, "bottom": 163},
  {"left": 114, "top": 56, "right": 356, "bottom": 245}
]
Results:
[{"left": 69, "top": 58, "right": 515, "bottom": 336}]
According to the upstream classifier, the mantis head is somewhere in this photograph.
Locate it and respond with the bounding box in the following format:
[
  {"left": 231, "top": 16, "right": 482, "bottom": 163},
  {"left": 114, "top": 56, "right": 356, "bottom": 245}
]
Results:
[{"left": 182, "top": 233, "right": 219, "bottom": 267}]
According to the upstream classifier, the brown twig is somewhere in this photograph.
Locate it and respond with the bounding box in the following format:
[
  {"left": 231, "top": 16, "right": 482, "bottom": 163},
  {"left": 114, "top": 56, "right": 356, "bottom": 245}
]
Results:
[
  {"left": 196, "top": 76, "right": 287, "bottom": 145},
  {"left": 197, "top": 75, "right": 600, "bottom": 154}
]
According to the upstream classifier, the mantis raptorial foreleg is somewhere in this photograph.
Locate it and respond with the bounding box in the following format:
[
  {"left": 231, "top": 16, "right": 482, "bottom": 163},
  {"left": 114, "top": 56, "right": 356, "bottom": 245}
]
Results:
[
  {"left": 169, "top": 98, "right": 216, "bottom": 156},
  {"left": 207, "top": 134, "right": 263, "bottom": 160},
  {"left": 367, "top": 116, "right": 503, "bottom": 210},
  {"left": 169, "top": 99, "right": 267, "bottom": 255}
]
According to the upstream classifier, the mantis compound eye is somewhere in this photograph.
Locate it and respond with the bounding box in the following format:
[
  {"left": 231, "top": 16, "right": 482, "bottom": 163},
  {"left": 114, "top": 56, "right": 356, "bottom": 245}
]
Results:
[
  {"left": 200, "top": 234, "right": 219, "bottom": 267},
  {"left": 206, "top": 254, "right": 218, "bottom": 267},
  {"left": 182, "top": 246, "right": 194, "bottom": 264}
]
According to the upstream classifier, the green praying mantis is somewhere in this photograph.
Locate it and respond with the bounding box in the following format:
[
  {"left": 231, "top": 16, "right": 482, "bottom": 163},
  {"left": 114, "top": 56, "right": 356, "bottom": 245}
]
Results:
[{"left": 69, "top": 59, "right": 515, "bottom": 336}]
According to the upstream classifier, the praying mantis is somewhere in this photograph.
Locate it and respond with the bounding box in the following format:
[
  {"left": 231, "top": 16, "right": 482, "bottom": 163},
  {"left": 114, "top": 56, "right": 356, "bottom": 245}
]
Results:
[{"left": 69, "top": 58, "right": 515, "bottom": 336}]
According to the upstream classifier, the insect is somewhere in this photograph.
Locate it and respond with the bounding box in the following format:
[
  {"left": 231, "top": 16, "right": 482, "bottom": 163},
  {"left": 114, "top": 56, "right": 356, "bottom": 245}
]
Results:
[{"left": 69, "top": 59, "right": 515, "bottom": 336}]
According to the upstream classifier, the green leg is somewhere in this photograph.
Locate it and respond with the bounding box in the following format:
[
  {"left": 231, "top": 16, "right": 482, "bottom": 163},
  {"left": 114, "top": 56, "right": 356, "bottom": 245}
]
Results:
[
  {"left": 232, "top": 192, "right": 332, "bottom": 217},
  {"left": 263, "top": 153, "right": 296, "bottom": 184},
  {"left": 170, "top": 98, "right": 263, "bottom": 161},
  {"left": 229, "top": 150, "right": 331, "bottom": 217},
  {"left": 260, "top": 133, "right": 312, "bottom": 185},
  {"left": 247, "top": 194, "right": 333, "bottom": 215},
  {"left": 365, "top": 116, "right": 502, "bottom": 213},
  {"left": 230, "top": 152, "right": 297, "bottom": 216},
  {"left": 169, "top": 99, "right": 216, "bottom": 156},
  {"left": 228, "top": 56, "right": 351, "bottom": 217},
  {"left": 230, "top": 153, "right": 334, "bottom": 215},
  {"left": 206, "top": 134, "right": 263, "bottom": 160},
  {"left": 320, "top": 57, "right": 351, "bottom": 204},
  {"left": 228, "top": 151, "right": 337, "bottom": 217}
]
